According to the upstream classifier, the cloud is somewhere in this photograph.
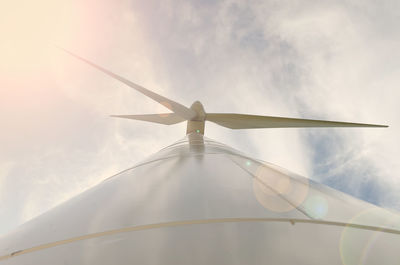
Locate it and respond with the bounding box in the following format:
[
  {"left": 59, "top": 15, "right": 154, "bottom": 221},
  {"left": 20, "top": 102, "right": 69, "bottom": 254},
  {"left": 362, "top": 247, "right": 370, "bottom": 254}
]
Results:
[
  {"left": 251, "top": 0, "right": 400, "bottom": 208},
  {"left": 1, "top": 0, "right": 399, "bottom": 235}
]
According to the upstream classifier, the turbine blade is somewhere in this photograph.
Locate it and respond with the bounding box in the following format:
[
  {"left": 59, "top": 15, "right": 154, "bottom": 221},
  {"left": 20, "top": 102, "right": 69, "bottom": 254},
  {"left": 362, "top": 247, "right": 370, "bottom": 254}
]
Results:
[
  {"left": 58, "top": 47, "right": 196, "bottom": 120},
  {"left": 111, "top": 113, "right": 186, "bottom": 125},
  {"left": 206, "top": 113, "right": 388, "bottom": 129}
]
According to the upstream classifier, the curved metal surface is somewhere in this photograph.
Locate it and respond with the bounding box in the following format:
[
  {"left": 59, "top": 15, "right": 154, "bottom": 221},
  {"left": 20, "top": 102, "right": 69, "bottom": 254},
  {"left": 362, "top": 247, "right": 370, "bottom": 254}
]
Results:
[{"left": 0, "top": 133, "right": 399, "bottom": 264}]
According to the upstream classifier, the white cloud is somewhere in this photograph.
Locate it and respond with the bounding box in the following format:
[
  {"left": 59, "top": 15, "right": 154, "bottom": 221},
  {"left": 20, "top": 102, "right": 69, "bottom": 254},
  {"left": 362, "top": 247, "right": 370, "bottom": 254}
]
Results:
[{"left": 1, "top": 0, "right": 399, "bottom": 235}]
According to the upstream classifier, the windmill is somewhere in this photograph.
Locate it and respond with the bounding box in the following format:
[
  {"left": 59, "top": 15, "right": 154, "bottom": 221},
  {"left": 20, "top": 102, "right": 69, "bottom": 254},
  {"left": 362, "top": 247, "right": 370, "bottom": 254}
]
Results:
[{"left": 0, "top": 49, "right": 398, "bottom": 265}]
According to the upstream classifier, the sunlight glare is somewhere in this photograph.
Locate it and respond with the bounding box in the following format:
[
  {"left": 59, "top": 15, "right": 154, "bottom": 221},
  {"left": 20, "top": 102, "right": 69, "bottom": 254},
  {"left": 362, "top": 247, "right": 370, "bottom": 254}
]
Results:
[{"left": 0, "top": 0, "right": 86, "bottom": 79}]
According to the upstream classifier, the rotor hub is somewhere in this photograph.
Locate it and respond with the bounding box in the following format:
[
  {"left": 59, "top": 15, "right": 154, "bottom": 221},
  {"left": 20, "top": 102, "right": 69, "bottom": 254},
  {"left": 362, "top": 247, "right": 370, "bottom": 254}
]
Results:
[{"left": 186, "top": 101, "right": 206, "bottom": 135}]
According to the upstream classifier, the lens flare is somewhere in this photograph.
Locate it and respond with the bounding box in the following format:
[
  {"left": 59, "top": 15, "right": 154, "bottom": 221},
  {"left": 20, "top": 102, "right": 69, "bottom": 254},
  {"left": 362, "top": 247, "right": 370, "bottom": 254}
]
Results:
[
  {"left": 252, "top": 163, "right": 309, "bottom": 213},
  {"left": 340, "top": 208, "right": 400, "bottom": 265},
  {"left": 303, "top": 195, "right": 328, "bottom": 219}
]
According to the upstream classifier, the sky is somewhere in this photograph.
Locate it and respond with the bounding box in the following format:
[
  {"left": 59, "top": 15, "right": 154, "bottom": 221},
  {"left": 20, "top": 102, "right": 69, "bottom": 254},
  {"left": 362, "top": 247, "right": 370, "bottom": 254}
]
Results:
[{"left": 1, "top": 0, "right": 399, "bottom": 235}]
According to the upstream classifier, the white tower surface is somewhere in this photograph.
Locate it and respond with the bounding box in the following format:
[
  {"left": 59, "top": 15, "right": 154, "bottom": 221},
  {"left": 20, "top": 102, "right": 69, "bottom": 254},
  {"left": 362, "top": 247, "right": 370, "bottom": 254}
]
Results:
[{"left": 0, "top": 49, "right": 398, "bottom": 264}]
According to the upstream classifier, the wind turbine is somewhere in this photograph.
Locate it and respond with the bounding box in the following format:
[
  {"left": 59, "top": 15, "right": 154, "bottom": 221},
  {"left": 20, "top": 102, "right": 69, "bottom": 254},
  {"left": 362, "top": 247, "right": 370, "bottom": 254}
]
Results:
[{"left": 0, "top": 49, "right": 398, "bottom": 265}]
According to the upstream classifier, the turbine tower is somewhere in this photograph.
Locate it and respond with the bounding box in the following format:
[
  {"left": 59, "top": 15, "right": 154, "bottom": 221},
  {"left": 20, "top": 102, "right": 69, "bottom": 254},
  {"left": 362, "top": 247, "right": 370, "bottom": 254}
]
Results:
[{"left": 0, "top": 49, "right": 398, "bottom": 265}]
